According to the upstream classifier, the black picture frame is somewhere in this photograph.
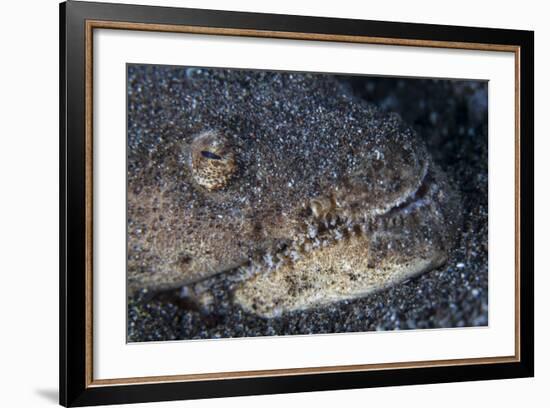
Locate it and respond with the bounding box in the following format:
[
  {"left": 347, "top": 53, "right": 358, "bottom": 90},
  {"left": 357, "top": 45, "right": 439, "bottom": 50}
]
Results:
[{"left": 60, "top": 1, "right": 534, "bottom": 406}]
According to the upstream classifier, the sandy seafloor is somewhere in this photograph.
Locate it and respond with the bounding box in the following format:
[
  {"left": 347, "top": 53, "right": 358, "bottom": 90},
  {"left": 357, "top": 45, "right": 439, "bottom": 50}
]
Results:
[{"left": 128, "top": 73, "right": 488, "bottom": 342}]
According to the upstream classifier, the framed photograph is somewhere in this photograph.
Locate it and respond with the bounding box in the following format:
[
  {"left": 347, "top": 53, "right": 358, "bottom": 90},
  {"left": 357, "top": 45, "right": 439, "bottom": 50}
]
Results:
[{"left": 60, "top": 1, "right": 534, "bottom": 406}]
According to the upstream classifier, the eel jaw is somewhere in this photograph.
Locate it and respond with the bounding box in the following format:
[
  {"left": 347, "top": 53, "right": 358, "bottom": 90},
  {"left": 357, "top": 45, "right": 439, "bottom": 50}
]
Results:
[
  {"left": 232, "top": 165, "right": 451, "bottom": 318},
  {"left": 233, "top": 236, "right": 446, "bottom": 318}
]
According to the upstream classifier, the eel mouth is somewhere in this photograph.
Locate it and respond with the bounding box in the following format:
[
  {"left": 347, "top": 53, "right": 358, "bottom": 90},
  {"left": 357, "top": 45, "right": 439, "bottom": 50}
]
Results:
[
  {"left": 249, "top": 163, "right": 436, "bottom": 272},
  {"left": 179, "top": 163, "right": 448, "bottom": 318},
  {"left": 228, "top": 163, "right": 449, "bottom": 318}
]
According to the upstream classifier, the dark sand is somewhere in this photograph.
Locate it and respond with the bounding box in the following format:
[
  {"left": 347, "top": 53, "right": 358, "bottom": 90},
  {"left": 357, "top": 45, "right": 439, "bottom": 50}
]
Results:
[{"left": 128, "top": 71, "right": 488, "bottom": 342}]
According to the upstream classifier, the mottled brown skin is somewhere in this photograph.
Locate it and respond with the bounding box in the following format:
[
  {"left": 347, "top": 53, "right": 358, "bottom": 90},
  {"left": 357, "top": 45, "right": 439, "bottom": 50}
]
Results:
[{"left": 127, "top": 68, "right": 461, "bottom": 318}]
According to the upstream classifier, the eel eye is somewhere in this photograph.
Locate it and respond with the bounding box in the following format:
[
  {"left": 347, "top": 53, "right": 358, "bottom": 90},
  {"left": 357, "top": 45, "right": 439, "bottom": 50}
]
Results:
[{"left": 190, "top": 130, "right": 236, "bottom": 190}]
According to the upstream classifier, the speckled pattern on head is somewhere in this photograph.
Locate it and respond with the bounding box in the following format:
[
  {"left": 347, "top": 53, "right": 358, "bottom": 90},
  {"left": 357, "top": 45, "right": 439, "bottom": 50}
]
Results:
[{"left": 127, "top": 65, "right": 461, "bottom": 317}]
